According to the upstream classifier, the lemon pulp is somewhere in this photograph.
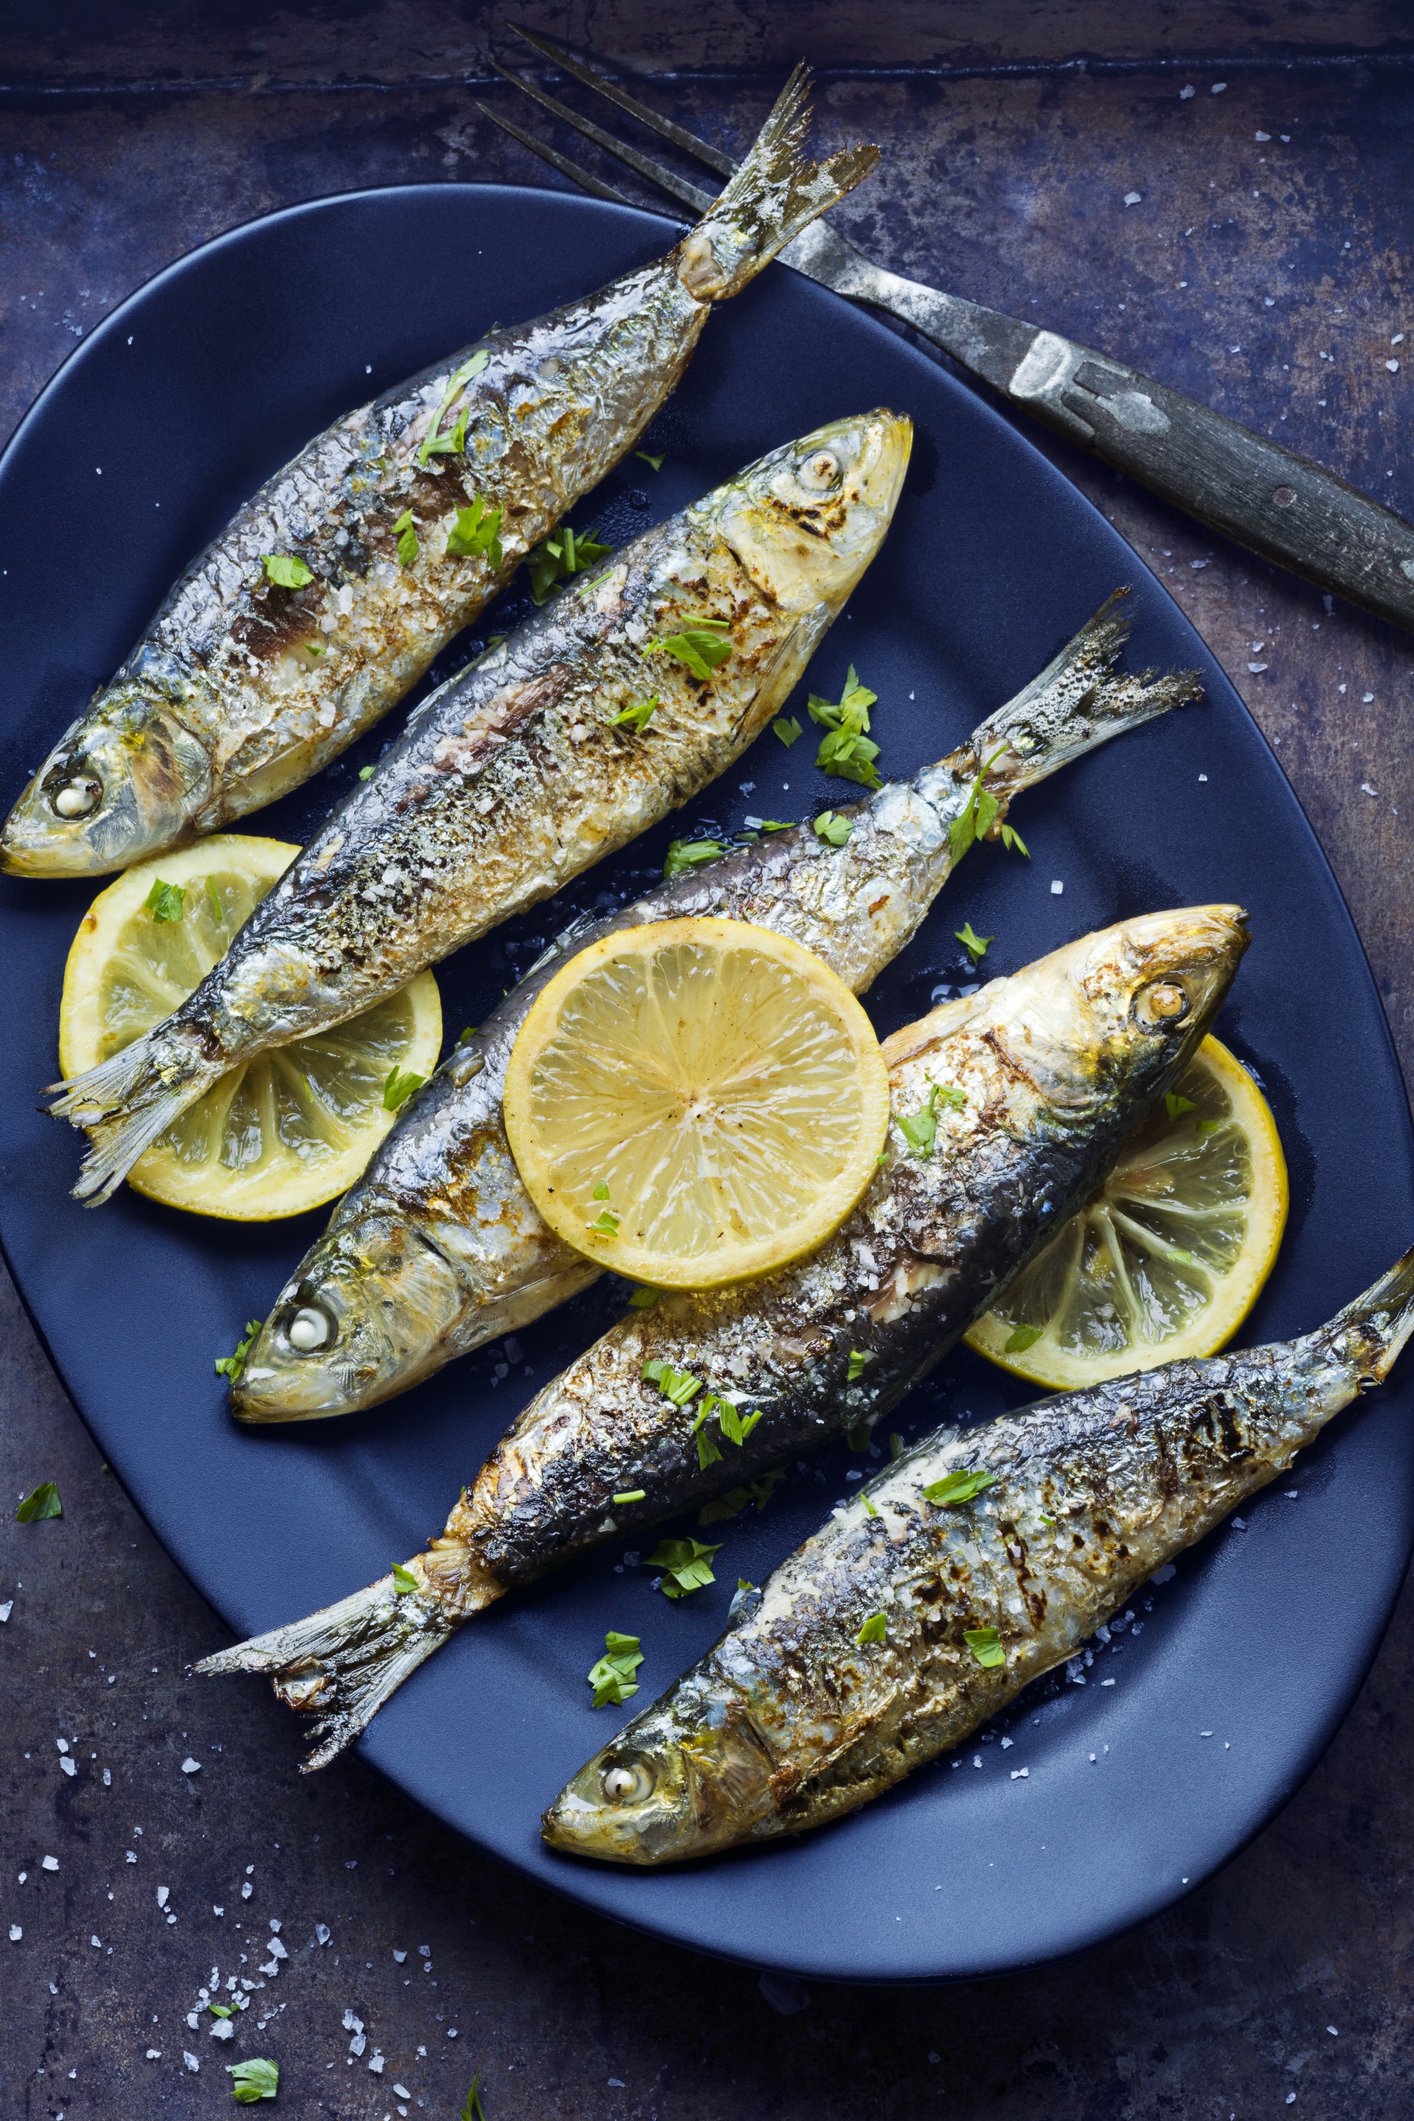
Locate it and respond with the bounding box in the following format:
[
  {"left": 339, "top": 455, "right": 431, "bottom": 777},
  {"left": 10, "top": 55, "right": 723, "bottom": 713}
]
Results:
[
  {"left": 964, "top": 1036, "right": 1287, "bottom": 1389},
  {"left": 503, "top": 916, "right": 891, "bottom": 1290},
  {"left": 58, "top": 835, "right": 442, "bottom": 1220}
]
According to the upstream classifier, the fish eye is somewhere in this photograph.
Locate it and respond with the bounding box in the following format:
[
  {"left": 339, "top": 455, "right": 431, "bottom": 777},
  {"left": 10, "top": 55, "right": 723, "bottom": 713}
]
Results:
[
  {"left": 600, "top": 1758, "right": 655, "bottom": 1805},
  {"left": 798, "top": 449, "right": 842, "bottom": 493},
  {"left": 1133, "top": 979, "right": 1190, "bottom": 1030},
  {"left": 49, "top": 769, "right": 102, "bottom": 820},
  {"left": 286, "top": 1303, "right": 334, "bottom": 1354}
]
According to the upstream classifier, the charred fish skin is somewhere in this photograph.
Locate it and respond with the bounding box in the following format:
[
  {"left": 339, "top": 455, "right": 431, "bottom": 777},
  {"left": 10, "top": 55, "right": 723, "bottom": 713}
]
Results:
[
  {"left": 49, "top": 410, "right": 912, "bottom": 1206},
  {"left": 545, "top": 1247, "right": 1414, "bottom": 1865},
  {"left": 235, "top": 594, "right": 1201, "bottom": 1421},
  {"left": 0, "top": 69, "right": 877, "bottom": 880},
  {"left": 197, "top": 906, "right": 1247, "bottom": 1769}
]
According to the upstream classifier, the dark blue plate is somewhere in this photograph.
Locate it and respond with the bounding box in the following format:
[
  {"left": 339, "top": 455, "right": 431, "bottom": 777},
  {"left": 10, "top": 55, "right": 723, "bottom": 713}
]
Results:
[{"left": 1, "top": 186, "right": 1410, "bottom": 1983}]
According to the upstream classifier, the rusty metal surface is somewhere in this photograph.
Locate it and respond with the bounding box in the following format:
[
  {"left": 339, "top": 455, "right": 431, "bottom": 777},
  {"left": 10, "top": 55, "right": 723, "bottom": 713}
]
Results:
[{"left": 3, "top": 17, "right": 1414, "bottom": 2117}]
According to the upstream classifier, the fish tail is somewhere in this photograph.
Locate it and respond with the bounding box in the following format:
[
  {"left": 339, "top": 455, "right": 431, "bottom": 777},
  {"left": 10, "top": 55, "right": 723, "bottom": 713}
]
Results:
[
  {"left": 676, "top": 65, "right": 877, "bottom": 303},
  {"left": 1314, "top": 1243, "right": 1414, "bottom": 1388},
  {"left": 46, "top": 1025, "right": 215, "bottom": 1205},
  {"left": 195, "top": 1544, "right": 501, "bottom": 1771},
  {"left": 964, "top": 589, "right": 1202, "bottom": 800}
]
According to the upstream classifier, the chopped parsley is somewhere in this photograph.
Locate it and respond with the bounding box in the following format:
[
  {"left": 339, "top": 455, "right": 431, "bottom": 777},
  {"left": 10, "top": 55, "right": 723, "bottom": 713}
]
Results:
[
  {"left": 812, "top": 810, "right": 852, "bottom": 847},
  {"left": 587, "top": 1630, "right": 643, "bottom": 1708},
  {"left": 772, "top": 714, "right": 802, "bottom": 748},
  {"left": 609, "top": 696, "right": 658, "bottom": 733},
  {"left": 612, "top": 1489, "right": 646, "bottom": 1505},
  {"left": 955, "top": 921, "right": 992, "bottom": 963},
  {"left": 808, "top": 666, "right": 881, "bottom": 789},
  {"left": 645, "top": 1535, "right": 721, "bottom": 1599},
  {"left": 923, "top": 1468, "right": 995, "bottom": 1507},
  {"left": 445, "top": 494, "right": 504, "bottom": 565},
  {"left": 1165, "top": 1091, "right": 1197, "bottom": 1121},
  {"left": 897, "top": 1083, "right": 941, "bottom": 1156},
  {"left": 1003, "top": 1323, "right": 1044, "bottom": 1354},
  {"left": 145, "top": 878, "right": 185, "bottom": 922},
  {"left": 391, "top": 1563, "right": 419, "bottom": 1594},
  {"left": 888, "top": 1432, "right": 906, "bottom": 1460},
  {"left": 209, "top": 2001, "right": 234, "bottom": 2018},
  {"left": 635, "top": 451, "right": 665, "bottom": 471},
  {"left": 664, "top": 837, "right": 726, "bottom": 879},
  {"left": 861, "top": 1493, "right": 879, "bottom": 1518},
  {"left": 856, "top": 1611, "right": 888, "bottom": 1645},
  {"left": 358, "top": 764, "right": 376, "bottom": 780},
  {"left": 263, "top": 554, "right": 312, "bottom": 589},
  {"left": 948, "top": 744, "right": 1029, "bottom": 864},
  {"left": 847, "top": 1348, "right": 871, "bottom": 1382},
  {"left": 15, "top": 1480, "right": 61, "bottom": 1523},
  {"left": 206, "top": 876, "right": 224, "bottom": 923},
  {"left": 964, "top": 1626, "right": 1006, "bottom": 1668},
  {"left": 647, "top": 619, "right": 732, "bottom": 681},
  {"left": 1196, "top": 1117, "right": 1222, "bottom": 1136},
  {"left": 698, "top": 1471, "right": 785, "bottom": 1524},
  {"left": 643, "top": 1359, "right": 761, "bottom": 1465},
  {"left": 214, "top": 1320, "right": 262, "bottom": 1385},
  {"left": 459, "top": 2077, "right": 489, "bottom": 2121},
  {"left": 227, "top": 2056, "right": 279, "bottom": 2103},
  {"left": 587, "top": 1209, "right": 621, "bottom": 1237},
  {"left": 392, "top": 508, "right": 419, "bottom": 568},
  {"left": 525, "top": 524, "right": 612, "bottom": 604},
  {"left": 627, "top": 1286, "right": 661, "bottom": 1309},
  {"left": 418, "top": 348, "right": 489, "bottom": 465},
  {"left": 642, "top": 1358, "right": 702, "bottom": 1408},
  {"left": 383, "top": 1065, "right": 426, "bottom": 1112}
]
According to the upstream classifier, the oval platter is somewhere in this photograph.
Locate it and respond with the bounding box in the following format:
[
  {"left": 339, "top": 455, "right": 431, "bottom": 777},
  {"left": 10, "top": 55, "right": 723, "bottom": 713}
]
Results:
[{"left": 0, "top": 185, "right": 1410, "bottom": 1982}]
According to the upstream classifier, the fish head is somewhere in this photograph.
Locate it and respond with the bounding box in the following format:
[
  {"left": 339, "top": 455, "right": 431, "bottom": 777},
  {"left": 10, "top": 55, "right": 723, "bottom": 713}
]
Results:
[
  {"left": 230, "top": 1202, "right": 470, "bottom": 1422},
  {"left": 1, "top": 672, "right": 215, "bottom": 877},
  {"left": 985, "top": 904, "right": 1250, "bottom": 1113},
  {"left": 710, "top": 409, "right": 912, "bottom": 616},
  {"left": 541, "top": 1688, "right": 775, "bottom": 1866}
]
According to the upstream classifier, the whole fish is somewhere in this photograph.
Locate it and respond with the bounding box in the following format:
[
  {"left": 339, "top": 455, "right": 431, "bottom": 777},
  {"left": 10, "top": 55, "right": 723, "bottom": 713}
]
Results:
[
  {"left": 50, "top": 410, "right": 911, "bottom": 1204},
  {"left": 198, "top": 905, "right": 1248, "bottom": 1767},
  {"left": 1, "top": 70, "right": 875, "bottom": 880},
  {"left": 234, "top": 594, "right": 1200, "bottom": 1421},
  {"left": 544, "top": 1248, "right": 1414, "bottom": 1863}
]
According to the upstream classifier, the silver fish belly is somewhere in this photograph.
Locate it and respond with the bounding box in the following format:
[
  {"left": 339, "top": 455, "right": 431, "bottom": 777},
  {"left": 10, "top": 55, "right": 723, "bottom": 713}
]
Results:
[
  {"left": 235, "top": 593, "right": 1200, "bottom": 1421},
  {"left": 544, "top": 1248, "right": 1414, "bottom": 1863},
  {"left": 1, "top": 69, "right": 876, "bottom": 878}
]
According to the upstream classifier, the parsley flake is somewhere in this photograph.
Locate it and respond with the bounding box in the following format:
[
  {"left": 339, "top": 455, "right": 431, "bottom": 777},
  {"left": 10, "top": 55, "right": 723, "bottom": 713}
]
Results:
[
  {"left": 642, "top": 1358, "right": 702, "bottom": 1408},
  {"left": 459, "top": 2077, "right": 489, "bottom": 2121},
  {"left": 525, "top": 524, "right": 612, "bottom": 604},
  {"left": 812, "top": 810, "right": 853, "bottom": 847},
  {"left": 445, "top": 494, "right": 503, "bottom": 565},
  {"left": 358, "top": 763, "right": 376, "bottom": 780},
  {"left": 609, "top": 696, "right": 658, "bottom": 733},
  {"left": 263, "top": 554, "right": 312, "bottom": 590},
  {"left": 383, "top": 1065, "right": 426, "bottom": 1112},
  {"left": 897, "top": 1083, "right": 942, "bottom": 1157},
  {"left": 847, "top": 1348, "right": 871, "bottom": 1382},
  {"left": 646, "top": 1535, "right": 721, "bottom": 1599},
  {"left": 627, "top": 1286, "right": 661, "bottom": 1309},
  {"left": 392, "top": 508, "right": 418, "bottom": 568},
  {"left": 206, "top": 875, "right": 224, "bottom": 923},
  {"left": 391, "top": 1563, "right": 419, "bottom": 1594},
  {"left": 209, "top": 2001, "right": 234, "bottom": 2018},
  {"left": 635, "top": 451, "right": 665, "bottom": 471},
  {"left": 856, "top": 1611, "right": 888, "bottom": 1644},
  {"left": 227, "top": 2056, "right": 279, "bottom": 2103},
  {"left": 1003, "top": 1323, "right": 1044, "bottom": 1354},
  {"left": 418, "top": 349, "right": 490, "bottom": 465},
  {"left": 861, "top": 1492, "right": 879, "bottom": 1519},
  {"left": 214, "top": 1320, "right": 262, "bottom": 1385},
  {"left": 587, "top": 1630, "right": 643, "bottom": 1708},
  {"left": 955, "top": 921, "right": 992, "bottom": 963},
  {"left": 647, "top": 620, "right": 732, "bottom": 681},
  {"left": 664, "top": 837, "right": 726, "bottom": 879},
  {"left": 964, "top": 1626, "right": 1006, "bottom": 1668},
  {"left": 808, "top": 665, "right": 881, "bottom": 789},
  {"left": 923, "top": 1468, "right": 995, "bottom": 1507},
  {"left": 1196, "top": 1117, "right": 1222, "bottom": 1136},
  {"left": 698, "top": 1471, "right": 785, "bottom": 1524},
  {"left": 1165, "top": 1091, "right": 1197, "bottom": 1120},
  {"left": 15, "top": 1480, "right": 61, "bottom": 1523},
  {"left": 145, "top": 878, "right": 185, "bottom": 922},
  {"left": 612, "top": 1489, "right": 646, "bottom": 1505},
  {"left": 772, "top": 714, "right": 802, "bottom": 748},
  {"left": 947, "top": 744, "right": 1029, "bottom": 864},
  {"left": 587, "top": 1208, "right": 621, "bottom": 1237}
]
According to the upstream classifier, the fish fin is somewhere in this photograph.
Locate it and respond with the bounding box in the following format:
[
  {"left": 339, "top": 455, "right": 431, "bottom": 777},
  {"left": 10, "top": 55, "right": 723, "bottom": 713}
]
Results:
[
  {"left": 46, "top": 1026, "right": 213, "bottom": 1206},
  {"left": 676, "top": 65, "right": 877, "bottom": 303},
  {"left": 196, "top": 1561, "right": 497, "bottom": 1771},
  {"left": 961, "top": 589, "right": 1202, "bottom": 800},
  {"left": 1317, "top": 1243, "right": 1414, "bottom": 1386}
]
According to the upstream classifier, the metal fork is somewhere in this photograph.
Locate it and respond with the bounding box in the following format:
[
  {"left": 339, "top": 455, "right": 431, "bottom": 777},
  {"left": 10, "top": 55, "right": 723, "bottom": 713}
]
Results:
[{"left": 482, "top": 27, "right": 1414, "bottom": 636}]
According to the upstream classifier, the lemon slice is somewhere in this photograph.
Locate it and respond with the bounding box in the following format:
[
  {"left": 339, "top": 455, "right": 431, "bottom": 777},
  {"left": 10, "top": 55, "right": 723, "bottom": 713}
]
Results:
[
  {"left": 965, "top": 1036, "right": 1287, "bottom": 1390},
  {"left": 503, "top": 916, "right": 890, "bottom": 1290},
  {"left": 58, "top": 836, "right": 442, "bottom": 1221}
]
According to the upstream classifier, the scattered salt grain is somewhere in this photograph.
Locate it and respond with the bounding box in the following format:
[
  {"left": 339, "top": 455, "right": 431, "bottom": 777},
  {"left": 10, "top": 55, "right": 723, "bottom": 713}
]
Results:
[
  {"left": 0, "top": 1602, "right": 11, "bottom": 1623},
  {"left": 315, "top": 1922, "right": 331, "bottom": 1945},
  {"left": 1180, "top": 85, "right": 1195, "bottom": 99},
  {"left": 1010, "top": 1767, "right": 1029, "bottom": 1780},
  {"left": 156, "top": 1886, "right": 170, "bottom": 1909},
  {"left": 41, "top": 1856, "right": 58, "bottom": 1872},
  {"left": 183, "top": 2052, "right": 200, "bottom": 2073},
  {"left": 1124, "top": 192, "right": 1142, "bottom": 207},
  {"left": 1050, "top": 879, "right": 1064, "bottom": 896},
  {"left": 60, "top": 1757, "right": 76, "bottom": 1777},
  {"left": 8, "top": 1924, "right": 20, "bottom": 1941},
  {"left": 369, "top": 2053, "right": 385, "bottom": 2074},
  {"left": 180, "top": 1757, "right": 201, "bottom": 1775}
]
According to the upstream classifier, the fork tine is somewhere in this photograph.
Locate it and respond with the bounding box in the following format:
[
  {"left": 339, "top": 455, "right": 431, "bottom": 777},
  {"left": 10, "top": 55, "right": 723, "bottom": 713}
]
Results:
[
  {"left": 508, "top": 22, "right": 738, "bottom": 182},
  {"left": 489, "top": 60, "right": 715, "bottom": 217},
  {"left": 474, "top": 100, "right": 636, "bottom": 207}
]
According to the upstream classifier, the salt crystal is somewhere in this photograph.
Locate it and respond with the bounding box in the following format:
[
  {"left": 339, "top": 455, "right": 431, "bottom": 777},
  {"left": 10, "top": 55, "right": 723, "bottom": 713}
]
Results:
[
  {"left": 1212, "top": 81, "right": 1228, "bottom": 93},
  {"left": 316, "top": 1922, "right": 331, "bottom": 1945},
  {"left": 1000, "top": 1736, "right": 1013, "bottom": 1749},
  {"left": 145, "top": 2049, "right": 161, "bottom": 2060},
  {"left": 180, "top": 1757, "right": 201, "bottom": 1774},
  {"left": 60, "top": 1757, "right": 76, "bottom": 1778},
  {"left": 1124, "top": 192, "right": 1142, "bottom": 207},
  {"left": 8, "top": 1924, "right": 20, "bottom": 1941},
  {"left": 126, "top": 1852, "right": 136, "bottom": 1864},
  {"left": 394, "top": 2086, "right": 411, "bottom": 2100},
  {"left": 1180, "top": 85, "right": 1195, "bottom": 99},
  {"left": 57, "top": 1738, "right": 69, "bottom": 1754},
  {"left": 241, "top": 1883, "right": 252, "bottom": 1900},
  {"left": 1010, "top": 1767, "right": 1029, "bottom": 1780},
  {"left": 41, "top": 1856, "right": 58, "bottom": 1872},
  {"left": 368, "top": 2053, "right": 385, "bottom": 2074},
  {"left": 183, "top": 2052, "right": 200, "bottom": 2073},
  {"left": 1050, "top": 879, "right": 1064, "bottom": 896},
  {"left": 210, "top": 2018, "right": 234, "bottom": 2042},
  {"left": 393, "top": 1949, "right": 407, "bottom": 1963},
  {"left": 0, "top": 1603, "right": 11, "bottom": 1623}
]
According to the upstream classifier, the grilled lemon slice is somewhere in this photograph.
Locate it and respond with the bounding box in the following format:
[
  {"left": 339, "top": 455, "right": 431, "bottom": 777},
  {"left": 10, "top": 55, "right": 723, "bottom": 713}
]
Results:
[
  {"left": 965, "top": 1036, "right": 1287, "bottom": 1389},
  {"left": 503, "top": 916, "right": 890, "bottom": 1290},
  {"left": 58, "top": 836, "right": 441, "bottom": 1220}
]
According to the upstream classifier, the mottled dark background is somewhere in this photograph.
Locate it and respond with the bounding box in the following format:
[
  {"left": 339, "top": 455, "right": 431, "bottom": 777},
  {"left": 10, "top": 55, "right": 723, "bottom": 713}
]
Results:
[{"left": 4, "top": 5, "right": 1414, "bottom": 2116}]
